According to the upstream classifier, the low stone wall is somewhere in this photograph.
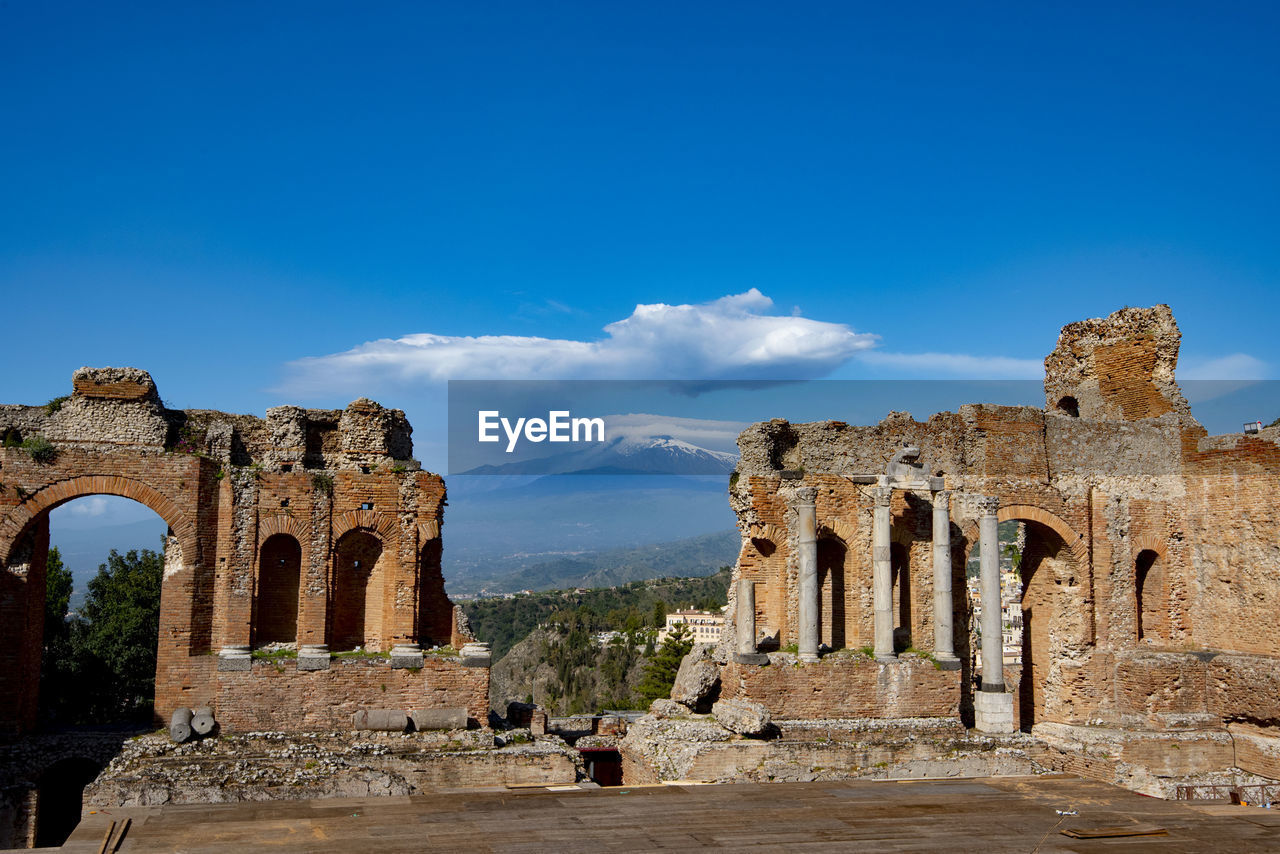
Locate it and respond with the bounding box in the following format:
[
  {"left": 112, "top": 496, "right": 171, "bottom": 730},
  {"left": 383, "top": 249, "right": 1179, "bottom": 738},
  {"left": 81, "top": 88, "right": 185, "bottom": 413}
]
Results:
[
  {"left": 720, "top": 653, "right": 958, "bottom": 720},
  {"left": 214, "top": 656, "right": 489, "bottom": 731},
  {"left": 620, "top": 714, "right": 1045, "bottom": 784},
  {"left": 84, "top": 731, "right": 581, "bottom": 808}
]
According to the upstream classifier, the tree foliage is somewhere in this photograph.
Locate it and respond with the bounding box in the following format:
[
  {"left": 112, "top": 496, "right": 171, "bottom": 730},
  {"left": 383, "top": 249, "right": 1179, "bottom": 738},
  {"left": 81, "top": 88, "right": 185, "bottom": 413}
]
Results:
[
  {"left": 41, "top": 547, "right": 163, "bottom": 725},
  {"left": 464, "top": 568, "right": 729, "bottom": 660},
  {"left": 637, "top": 623, "right": 694, "bottom": 708}
]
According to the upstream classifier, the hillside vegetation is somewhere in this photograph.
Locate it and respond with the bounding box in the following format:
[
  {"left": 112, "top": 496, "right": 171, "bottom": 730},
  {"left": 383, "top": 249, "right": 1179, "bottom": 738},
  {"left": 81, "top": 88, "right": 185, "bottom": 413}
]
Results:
[{"left": 464, "top": 567, "right": 731, "bottom": 660}]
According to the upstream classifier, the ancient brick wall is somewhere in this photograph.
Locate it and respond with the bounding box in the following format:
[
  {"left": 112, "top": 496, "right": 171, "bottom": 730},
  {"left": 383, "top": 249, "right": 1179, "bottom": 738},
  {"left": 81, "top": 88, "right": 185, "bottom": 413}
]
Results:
[
  {"left": 0, "top": 368, "right": 482, "bottom": 736},
  {"left": 722, "top": 303, "right": 1280, "bottom": 780},
  {"left": 215, "top": 656, "right": 489, "bottom": 730},
  {"left": 720, "top": 657, "right": 957, "bottom": 720}
]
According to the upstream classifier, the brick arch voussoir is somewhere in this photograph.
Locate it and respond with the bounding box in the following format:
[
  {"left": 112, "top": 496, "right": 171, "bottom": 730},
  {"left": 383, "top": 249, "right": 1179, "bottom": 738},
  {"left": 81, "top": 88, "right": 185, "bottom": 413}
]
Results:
[
  {"left": 0, "top": 474, "right": 198, "bottom": 568},
  {"left": 333, "top": 509, "right": 399, "bottom": 546},
  {"left": 1132, "top": 534, "right": 1167, "bottom": 560},
  {"left": 417, "top": 520, "right": 440, "bottom": 543},
  {"left": 258, "top": 514, "right": 309, "bottom": 547},
  {"left": 997, "top": 503, "right": 1088, "bottom": 566},
  {"left": 817, "top": 518, "right": 855, "bottom": 546}
]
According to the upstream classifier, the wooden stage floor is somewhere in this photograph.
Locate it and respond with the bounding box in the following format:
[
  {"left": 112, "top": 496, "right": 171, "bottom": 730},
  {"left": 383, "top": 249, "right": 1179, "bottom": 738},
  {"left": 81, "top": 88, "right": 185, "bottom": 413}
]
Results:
[{"left": 62, "top": 775, "right": 1280, "bottom": 853}]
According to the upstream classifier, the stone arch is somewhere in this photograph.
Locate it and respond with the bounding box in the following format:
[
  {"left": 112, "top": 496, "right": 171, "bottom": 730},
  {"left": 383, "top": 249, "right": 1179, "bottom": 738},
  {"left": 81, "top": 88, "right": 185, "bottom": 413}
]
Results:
[
  {"left": 417, "top": 519, "right": 440, "bottom": 543},
  {"left": 330, "top": 528, "right": 387, "bottom": 651},
  {"left": 996, "top": 504, "right": 1088, "bottom": 567},
  {"left": 333, "top": 509, "right": 398, "bottom": 544},
  {"left": 258, "top": 513, "right": 308, "bottom": 545},
  {"left": 0, "top": 474, "right": 198, "bottom": 569},
  {"left": 960, "top": 501, "right": 1091, "bottom": 732}
]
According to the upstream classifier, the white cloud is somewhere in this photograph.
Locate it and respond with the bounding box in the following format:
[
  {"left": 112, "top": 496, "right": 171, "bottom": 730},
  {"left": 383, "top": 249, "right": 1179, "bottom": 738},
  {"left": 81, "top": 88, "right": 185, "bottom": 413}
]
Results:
[
  {"left": 281, "top": 289, "right": 878, "bottom": 395},
  {"left": 855, "top": 350, "right": 1045, "bottom": 379},
  {"left": 64, "top": 496, "right": 109, "bottom": 517},
  {"left": 1178, "top": 353, "right": 1269, "bottom": 381}
]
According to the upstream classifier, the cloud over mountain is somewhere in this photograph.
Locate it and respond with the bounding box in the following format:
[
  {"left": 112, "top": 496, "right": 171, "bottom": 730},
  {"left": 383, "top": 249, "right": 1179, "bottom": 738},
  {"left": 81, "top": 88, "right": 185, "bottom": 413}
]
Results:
[{"left": 281, "top": 289, "right": 877, "bottom": 394}]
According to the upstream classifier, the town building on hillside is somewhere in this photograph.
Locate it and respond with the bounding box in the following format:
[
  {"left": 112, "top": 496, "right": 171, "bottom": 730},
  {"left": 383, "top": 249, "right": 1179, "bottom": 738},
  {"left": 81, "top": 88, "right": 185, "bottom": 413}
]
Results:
[{"left": 659, "top": 609, "right": 726, "bottom": 644}]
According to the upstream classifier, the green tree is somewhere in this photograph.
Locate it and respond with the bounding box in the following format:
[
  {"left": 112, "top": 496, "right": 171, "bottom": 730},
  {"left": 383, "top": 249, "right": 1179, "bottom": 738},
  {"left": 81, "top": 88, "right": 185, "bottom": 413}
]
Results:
[
  {"left": 78, "top": 548, "right": 163, "bottom": 720},
  {"left": 43, "top": 547, "right": 72, "bottom": 644},
  {"left": 636, "top": 623, "right": 693, "bottom": 708},
  {"left": 40, "top": 547, "right": 77, "bottom": 724}
]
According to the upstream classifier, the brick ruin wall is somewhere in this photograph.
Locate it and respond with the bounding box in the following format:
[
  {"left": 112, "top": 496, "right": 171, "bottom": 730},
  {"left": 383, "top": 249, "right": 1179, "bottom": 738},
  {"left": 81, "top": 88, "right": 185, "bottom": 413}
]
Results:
[
  {"left": 722, "top": 304, "right": 1280, "bottom": 784},
  {"left": 0, "top": 367, "right": 484, "bottom": 736}
]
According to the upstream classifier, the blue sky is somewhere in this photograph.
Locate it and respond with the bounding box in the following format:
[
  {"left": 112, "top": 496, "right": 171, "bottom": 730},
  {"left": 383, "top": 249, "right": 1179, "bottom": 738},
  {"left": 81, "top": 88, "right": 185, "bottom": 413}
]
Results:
[{"left": 3, "top": 1, "right": 1278, "bottom": 472}]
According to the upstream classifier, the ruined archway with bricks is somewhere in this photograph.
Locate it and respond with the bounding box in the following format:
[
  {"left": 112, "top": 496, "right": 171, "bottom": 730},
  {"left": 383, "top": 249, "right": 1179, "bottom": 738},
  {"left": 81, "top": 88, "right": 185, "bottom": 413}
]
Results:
[
  {"left": 0, "top": 367, "right": 486, "bottom": 737},
  {"left": 962, "top": 503, "right": 1091, "bottom": 732}
]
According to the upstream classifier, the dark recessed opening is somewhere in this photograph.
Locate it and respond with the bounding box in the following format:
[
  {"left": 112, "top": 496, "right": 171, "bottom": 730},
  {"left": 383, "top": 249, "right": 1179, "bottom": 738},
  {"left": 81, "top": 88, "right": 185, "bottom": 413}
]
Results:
[
  {"left": 360, "top": 501, "right": 374, "bottom": 510},
  {"left": 1057, "top": 396, "right": 1080, "bottom": 418},
  {"left": 281, "top": 463, "right": 293, "bottom": 473}
]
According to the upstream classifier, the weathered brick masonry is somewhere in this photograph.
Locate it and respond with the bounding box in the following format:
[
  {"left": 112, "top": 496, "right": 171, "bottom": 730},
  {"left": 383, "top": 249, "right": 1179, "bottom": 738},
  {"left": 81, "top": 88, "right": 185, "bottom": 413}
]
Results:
[
  {"left": 0, "top": 368, "right": 485, "bottom": 735},
  {"left": 722, "top": 305, "right": 1280, "bottom": 787}
]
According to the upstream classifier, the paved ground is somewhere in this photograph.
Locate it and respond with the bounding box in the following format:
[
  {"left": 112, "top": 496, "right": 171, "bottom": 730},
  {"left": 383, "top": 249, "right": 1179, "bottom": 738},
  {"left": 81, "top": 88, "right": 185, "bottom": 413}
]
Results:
[{"left": 63, "top": 775, "right": 1280, "bottom": 852}]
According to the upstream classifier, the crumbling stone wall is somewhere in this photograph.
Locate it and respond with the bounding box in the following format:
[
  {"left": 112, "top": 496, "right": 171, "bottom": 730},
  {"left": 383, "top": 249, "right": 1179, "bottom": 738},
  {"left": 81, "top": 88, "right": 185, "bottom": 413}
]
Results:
[
  {"left": 722, "top": 304, "right": 1280, "bottom": 786},
  {"left": 0, "top": 368, "right": 482, "bottom": 736}
]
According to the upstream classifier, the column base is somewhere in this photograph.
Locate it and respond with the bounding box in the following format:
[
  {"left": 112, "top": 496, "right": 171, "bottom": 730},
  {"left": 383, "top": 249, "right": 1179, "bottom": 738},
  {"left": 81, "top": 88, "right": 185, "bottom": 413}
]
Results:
[
  {"left": 298, "top": 644, "right": 330, "bottom": 671},
  {"left": 974, "top": 689, "right": 1015, "bottom": 734},
  {"left": 798, "top": 651, "right": 820, "bottom": 663},
  {"left": 734, "top": 653, "right": 770, "bottom": 666},
  {"left": 934, "top": 655, "right": 962, "bottom": 671},
  {"left": 217, "top": 645, "right": 251, "bottom": 672},
  {"left": 460, "top": 642, "right": 492, "bottom": 668},
  {"left": 390, "top": 644, "right": 424, "bottom": 669},
  {"left": 875, "top": 653, "right": 898, "bottom": 663}
]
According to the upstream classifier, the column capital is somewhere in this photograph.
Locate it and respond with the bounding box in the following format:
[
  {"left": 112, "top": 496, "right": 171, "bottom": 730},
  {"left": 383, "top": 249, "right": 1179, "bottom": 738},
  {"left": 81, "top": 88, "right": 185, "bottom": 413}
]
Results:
[
  {"left": 789, "top": 486, "right": 818, "bottom": 506},
  {"left": 933, "top": 489, "right": 952, "bottom": 507},
  {"left": 872, "top": 486, "right": 892, "bottom": 507},
  {"left": 971, "top": 494, "right": 999, "bottom": 516}
]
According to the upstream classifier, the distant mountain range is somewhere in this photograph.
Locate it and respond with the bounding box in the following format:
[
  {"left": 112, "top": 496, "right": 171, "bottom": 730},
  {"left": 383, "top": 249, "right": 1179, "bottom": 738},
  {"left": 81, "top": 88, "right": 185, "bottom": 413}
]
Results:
[
  {"left": 460, "top": 529, "right": 741, "bottom": 595},
  {"left": 459, "top": 434, "right": 738, "bottom": 476}
]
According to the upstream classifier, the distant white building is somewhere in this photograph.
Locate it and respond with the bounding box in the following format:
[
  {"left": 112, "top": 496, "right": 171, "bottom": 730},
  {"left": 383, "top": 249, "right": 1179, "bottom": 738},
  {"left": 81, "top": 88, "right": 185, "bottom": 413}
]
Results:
[{"left": 658, "top": 609, "right": 725, "bottom": 644}]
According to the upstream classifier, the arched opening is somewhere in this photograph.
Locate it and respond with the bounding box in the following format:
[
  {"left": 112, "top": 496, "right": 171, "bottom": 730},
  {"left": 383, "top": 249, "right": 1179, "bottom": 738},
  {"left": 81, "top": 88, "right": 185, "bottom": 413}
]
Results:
[
  {"left": 418, "top": 538, "right": 451, "bottom": 646},
  {"left": 1056, "top": 396, "right": 1080, "bottom": 417},
  {"left": 817, "top": 536, "right": 846, "bottom": 650},
  {"left": 890, "top": 541, "right": 911, "bottom": 650},
  {"left": 330, "top": 530, "right": 384, "bottom": 651},
  {"left": 32, "top": 496, "right": 169, "bottom": 729},
  {"left": 255, "top": 534, "right": 301, "bottom": 646},
  {"left": 33, "top": 757, "right": 103, "bottom": 848},
  {"left": 1016, "top": 520, "right": 1078, "bottom": 733},
  {"left": 1135, "top": 549, "right": 1164, "bottom": 643}
]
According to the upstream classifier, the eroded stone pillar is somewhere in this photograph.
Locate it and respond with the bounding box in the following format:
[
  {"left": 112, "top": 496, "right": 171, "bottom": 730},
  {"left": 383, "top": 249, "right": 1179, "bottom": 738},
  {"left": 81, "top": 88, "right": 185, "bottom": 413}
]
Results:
[
  {"left": 975, "top": 494, "right": 1014, "bottom": 733},
  {"left": 793, "top": 487, "right": 820, "bottom": 663},
  {"left": 736, "top": 577, "right": 756, "bottom": 656},
  {"left": 872, "top": 486, "right": 895, "bottom": 661},
  {"left": 932, "top": 490, "right": 959, "bottom": 665}
]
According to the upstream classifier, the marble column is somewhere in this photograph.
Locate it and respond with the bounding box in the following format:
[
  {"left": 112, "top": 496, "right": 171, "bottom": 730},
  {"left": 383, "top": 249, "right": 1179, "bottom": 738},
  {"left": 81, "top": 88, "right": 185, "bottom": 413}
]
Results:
[
  {"left": 978, "top": 496, "right": 1003, "bottom": 691},
  {"left": 793, "top": 487, "right": 820, "bottom": 663},
  {"left": 872, "top": 486, "right": 895, "bottom": 661},
  {"left": 974, "top": 494, "right": 1014, "bottom": 732},
  {"left": 932, "top": 490, "right": 959, "bottom": 664}
]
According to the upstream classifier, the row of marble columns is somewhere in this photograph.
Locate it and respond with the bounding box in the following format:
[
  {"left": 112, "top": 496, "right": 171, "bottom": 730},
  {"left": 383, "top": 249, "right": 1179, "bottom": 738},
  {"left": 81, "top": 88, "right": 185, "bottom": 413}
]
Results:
[
  {"left": 735, "top": 488, "right": 1013, "bottom": 731},
  {"left": 740, "top": 487, "right": 1007, "bottom": 681}
]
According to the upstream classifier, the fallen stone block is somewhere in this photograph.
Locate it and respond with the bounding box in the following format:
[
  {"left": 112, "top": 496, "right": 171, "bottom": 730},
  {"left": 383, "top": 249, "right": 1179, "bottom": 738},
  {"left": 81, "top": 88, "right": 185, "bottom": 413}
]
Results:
[
  {"left": 352, "top": 709, "right": 410, "bottom": 732},
  {"left": 671, "top": 644, "right": 721, "bottom": 713},
  {"left": 409, "top": 708, "right": 468, "bottom": 731},
  {"left": 712, "top": 699, "right": 771, "bottom": 736}
]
